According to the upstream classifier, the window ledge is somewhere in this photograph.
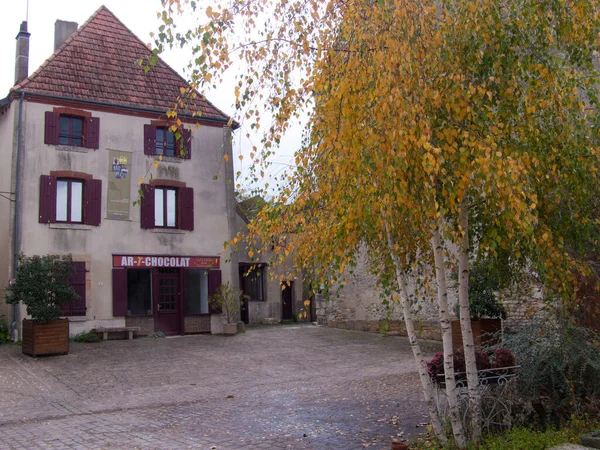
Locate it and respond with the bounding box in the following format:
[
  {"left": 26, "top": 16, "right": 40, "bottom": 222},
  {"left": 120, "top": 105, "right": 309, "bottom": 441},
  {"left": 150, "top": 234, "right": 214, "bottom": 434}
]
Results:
[
  {"left": 151, "top": 228, "right": 186, "bottom": 234},
  {"left": 147, "top": 155, "right": 183, "bottom": 163},
  {"left": 66, "top": 316, "right": 87, "bottom": 322},
  {"left": 49, "top": 223, "right": 93, "bottom": 230},
  {"left": 54, "top": 145, "right": 90, "bottom": 153}
]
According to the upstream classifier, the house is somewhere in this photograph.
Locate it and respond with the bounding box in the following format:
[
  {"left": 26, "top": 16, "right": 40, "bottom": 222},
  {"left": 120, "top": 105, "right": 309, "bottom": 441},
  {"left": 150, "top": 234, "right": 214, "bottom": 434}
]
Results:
[{"left": 0, "top": 6, "right": 303, "bottom": 339}]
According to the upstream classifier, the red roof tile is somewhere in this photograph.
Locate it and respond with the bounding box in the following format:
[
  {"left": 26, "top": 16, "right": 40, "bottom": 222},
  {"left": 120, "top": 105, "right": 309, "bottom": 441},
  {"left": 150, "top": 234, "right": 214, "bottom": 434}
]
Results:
[{"left": 13, "top": 6, "right": 231, "bottom": 123}]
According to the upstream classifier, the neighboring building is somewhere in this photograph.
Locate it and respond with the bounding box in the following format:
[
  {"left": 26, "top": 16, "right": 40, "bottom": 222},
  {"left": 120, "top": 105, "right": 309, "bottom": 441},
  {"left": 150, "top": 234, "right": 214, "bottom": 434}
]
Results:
[
  {"left": 0, "top": 6, "right": 269, "bottom": 337},
  {"left": 235, "top": 208, "right": 304, "bottom": 325}
]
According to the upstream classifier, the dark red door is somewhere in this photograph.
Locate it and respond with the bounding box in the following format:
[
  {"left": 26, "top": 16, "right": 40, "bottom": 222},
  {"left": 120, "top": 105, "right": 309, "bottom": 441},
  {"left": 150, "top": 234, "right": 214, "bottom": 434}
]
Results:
[{"left": 154, "top": 268, "right": 181, "bottom": 335}]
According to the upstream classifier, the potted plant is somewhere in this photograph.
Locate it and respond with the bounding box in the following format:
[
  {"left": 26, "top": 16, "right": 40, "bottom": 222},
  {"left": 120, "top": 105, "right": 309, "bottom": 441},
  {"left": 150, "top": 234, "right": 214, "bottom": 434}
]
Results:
[
  {"left": 209, "top": 282, "right": 246, "bottom": 335},
  {"left": 452, "top": 261, "right": 507, "bottom": 350},
  {"left": 5, "top": 254, "right": 78, "bottom": 356}
]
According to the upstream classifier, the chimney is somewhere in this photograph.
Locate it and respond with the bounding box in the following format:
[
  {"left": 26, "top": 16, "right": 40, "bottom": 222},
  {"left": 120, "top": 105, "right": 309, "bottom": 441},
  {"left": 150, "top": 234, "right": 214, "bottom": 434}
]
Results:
[
  {"left": 54, "top": 20, "right": 78, "bottom": 51},
  {"left": 14, "top": 21, "right": 30, "bottom": 86}
]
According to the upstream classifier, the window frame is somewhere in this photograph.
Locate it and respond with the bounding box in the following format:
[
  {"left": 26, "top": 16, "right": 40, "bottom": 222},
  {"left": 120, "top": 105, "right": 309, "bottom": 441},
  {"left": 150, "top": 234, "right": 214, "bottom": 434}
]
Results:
[
  {"left": 154, "top": 186, "right": 178, "bottom": 228},
  {"left": 144, "top": 124, "right": 191, "bottom": 159},
  {"left": 240, "top": 264, "right": 266, "bottom": 302},
  {"left": 58, "top": 115, "right": 84, "bottom": 147},
  {"left": 56, "top": 178, "right": 84, "bottom": 224}
]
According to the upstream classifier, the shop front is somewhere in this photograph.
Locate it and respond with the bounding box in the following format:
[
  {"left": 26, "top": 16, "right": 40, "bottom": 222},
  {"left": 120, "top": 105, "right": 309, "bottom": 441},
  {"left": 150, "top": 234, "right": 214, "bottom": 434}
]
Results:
[{"left": 112, "top": 254, "right": 221, "bottom": 335}]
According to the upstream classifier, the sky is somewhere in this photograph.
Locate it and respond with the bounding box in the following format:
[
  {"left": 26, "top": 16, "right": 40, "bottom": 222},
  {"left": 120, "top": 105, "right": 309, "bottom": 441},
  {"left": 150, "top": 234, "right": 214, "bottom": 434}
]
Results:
[{"left": 0, "top": 0, "right": 301, "bottom": 192}]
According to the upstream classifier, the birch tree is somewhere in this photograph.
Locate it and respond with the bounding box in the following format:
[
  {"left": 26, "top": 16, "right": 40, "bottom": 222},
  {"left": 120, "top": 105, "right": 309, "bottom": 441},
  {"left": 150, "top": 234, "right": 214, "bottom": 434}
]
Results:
[{"left": 154, "top": 0, "right": 600, "bottom": 445}]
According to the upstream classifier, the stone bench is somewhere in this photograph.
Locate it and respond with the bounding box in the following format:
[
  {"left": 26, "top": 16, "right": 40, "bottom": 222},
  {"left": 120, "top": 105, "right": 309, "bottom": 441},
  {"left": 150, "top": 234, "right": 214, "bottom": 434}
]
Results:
[{"left": 91, "top": 327, "right": 140, "bottom": 341}]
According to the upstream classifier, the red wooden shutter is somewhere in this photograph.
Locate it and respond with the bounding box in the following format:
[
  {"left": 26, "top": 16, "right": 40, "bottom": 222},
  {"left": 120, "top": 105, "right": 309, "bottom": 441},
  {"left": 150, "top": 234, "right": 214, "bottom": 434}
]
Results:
[
  {"left": 143, "top": 124, "right": 156, "bottom": 155},
  {"left": 182, "top": 128, "right": 192, "bottom": 159},
  {"left": 85, "top": 178, "right": 102, "bottom": 226},
  {"left": 140, "top": 184, "right": 155, "bottom": 229},
  {"left": 112, "top": 268, "right": 128, "bottom": 317},
  {"left": 208, "top": 270, "right": 222, "bottom": 314},
  {"left": 64, "top": 261, "right": 87, "bottom": 316},
  {"left": 39, "top": 175, "right": 57, "bottom": 223},
  {"left": 85, "top": 117, "right": 100, "bottom": 149},
  {"left": 44, "top": 111, "right": 60, "bottom": 145},
  {"left": 179, "top": 187, "right": 194, "bottom": 231}
]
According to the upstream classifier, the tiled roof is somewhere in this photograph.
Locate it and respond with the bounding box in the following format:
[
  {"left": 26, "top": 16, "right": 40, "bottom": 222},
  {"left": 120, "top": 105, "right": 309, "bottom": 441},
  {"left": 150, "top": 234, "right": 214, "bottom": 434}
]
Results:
[{"left": 13, "top": 6, "right": 231, "bottom": 123}]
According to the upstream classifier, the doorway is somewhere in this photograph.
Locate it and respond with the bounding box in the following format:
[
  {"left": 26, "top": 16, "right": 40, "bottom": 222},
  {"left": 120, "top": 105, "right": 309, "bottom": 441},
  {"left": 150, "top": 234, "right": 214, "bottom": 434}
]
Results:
[
  {"left": 281, "top": 281, "right": 294, "bottom": 321},
  {"left": 154, "top": 268, "right": 181, "bottom": 335}
]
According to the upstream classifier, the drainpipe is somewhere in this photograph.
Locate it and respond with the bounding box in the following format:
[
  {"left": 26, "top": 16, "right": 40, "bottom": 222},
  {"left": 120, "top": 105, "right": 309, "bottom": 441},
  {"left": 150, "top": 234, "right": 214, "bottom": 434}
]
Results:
[{"left": 11, "top": 91, "right": 24, "bottom": 341}]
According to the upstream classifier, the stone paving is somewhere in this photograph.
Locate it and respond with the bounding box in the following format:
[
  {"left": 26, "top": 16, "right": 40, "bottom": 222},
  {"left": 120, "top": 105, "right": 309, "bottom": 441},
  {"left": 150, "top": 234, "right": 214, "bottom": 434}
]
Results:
[{"left": 0, "top": 325, "right": 441, "bottom": 449}]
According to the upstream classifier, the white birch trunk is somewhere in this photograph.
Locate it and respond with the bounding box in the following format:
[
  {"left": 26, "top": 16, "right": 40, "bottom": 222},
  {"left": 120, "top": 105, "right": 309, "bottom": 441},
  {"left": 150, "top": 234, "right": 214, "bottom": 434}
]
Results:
[
  {"left": 386, "top": 228, "right": 446, "bottom": 442},
  {"left": 458, "top": 201, "right": 482, "bottom": 441},
  {"left": 431, "top": 226, "right": 467, "bottom": 448}
]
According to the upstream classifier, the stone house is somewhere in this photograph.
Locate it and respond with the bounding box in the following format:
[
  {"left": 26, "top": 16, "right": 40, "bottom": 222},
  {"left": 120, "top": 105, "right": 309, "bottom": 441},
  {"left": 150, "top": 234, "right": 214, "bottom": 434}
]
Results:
[{"left": 0, "top": 6, "right": 300, "bottom": 338}]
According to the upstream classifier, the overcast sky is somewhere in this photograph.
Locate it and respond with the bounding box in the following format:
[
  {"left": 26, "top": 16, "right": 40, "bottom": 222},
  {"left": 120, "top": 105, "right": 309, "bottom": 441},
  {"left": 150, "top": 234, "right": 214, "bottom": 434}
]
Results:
[{"left": 0, "top": 0, "right": 300, "bottom": 192}]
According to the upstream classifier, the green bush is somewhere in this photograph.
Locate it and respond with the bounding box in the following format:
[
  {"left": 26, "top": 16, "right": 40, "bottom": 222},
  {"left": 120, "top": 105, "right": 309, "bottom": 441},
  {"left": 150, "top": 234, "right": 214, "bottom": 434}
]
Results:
[
  {"left": 0, "top": 321, "right": 10, "bottom": 344},
  {"left": 413, "top": 418, "right": 599, "bottom": 449},
  {"left": 497, "top": 318, "right": 600, "bottom": 426},
  {"left": 5, "top": 254, "right": 79, "bottom": 323}
]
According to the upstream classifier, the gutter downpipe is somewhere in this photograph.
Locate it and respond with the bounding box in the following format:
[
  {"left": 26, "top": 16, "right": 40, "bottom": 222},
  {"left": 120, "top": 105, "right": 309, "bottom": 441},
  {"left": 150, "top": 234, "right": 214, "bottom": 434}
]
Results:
[{"left": 11, "top": 91, "right": 24, "bottom": 341}]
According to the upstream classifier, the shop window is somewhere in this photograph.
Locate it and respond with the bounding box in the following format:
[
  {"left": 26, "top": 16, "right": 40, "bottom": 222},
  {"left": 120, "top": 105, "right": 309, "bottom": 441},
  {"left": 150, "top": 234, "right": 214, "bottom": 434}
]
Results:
[
  {"left": 63, "top": 261, "right": 87, "bottom": 317},
  {"left": 127, "top": 269, "right": 152, "bottom": 316},
  {"left": 39, "top": 174, "right": 102, "bottom": 226},
  {"left": 144, "top": 124, "right": 191, "bottom": 159},
  {"left": 140, "top": 184, "right": 194, "bottom": 231},
  {"left": 184, "top": 269, "right": 209, "bottom": 315},
  {"left": 44, "top": 110, "right": 99, "bottom": 149},
  {"left": 240, "top": 264, "right": 265, "bottom": 302}
]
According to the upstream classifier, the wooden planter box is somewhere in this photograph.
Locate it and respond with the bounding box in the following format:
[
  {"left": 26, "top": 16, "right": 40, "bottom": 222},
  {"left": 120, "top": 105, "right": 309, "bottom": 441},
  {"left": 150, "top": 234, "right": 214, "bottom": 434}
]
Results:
[
  {"left": 452, "top": 318, "right": 501, "bottom": 350},
  {"left": 22, "top": 319, "right": 69, "bottom": 357},
  {"left": 223, "top": 323, "right": 238, "bottom": 335}
]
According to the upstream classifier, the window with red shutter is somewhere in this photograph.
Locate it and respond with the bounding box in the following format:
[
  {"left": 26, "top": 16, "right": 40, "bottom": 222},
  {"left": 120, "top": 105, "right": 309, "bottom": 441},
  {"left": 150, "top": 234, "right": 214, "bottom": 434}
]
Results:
[
  {"left": 63, "top": 261, "right": 87, "bottom": 317},
  {"left": 143, "top": 124, "right": 191, "bottom": 159},
  {"left": 140, "top": 184, "right": 155, "bottom": 229},
  {"left": 44, "top": 110, "right": 99, "bottom": 149},
  {"left": 112, "top": 268, "right": 128, "bottom": 317},
  {"left": 208, "top": 270, "right": 222, "bottom": 314},
  {"left": 180, "top": 187, "right": 194, "bottom": 231},
  {"left": 39, "top": 174, "right": 101, "bottom": 226}
]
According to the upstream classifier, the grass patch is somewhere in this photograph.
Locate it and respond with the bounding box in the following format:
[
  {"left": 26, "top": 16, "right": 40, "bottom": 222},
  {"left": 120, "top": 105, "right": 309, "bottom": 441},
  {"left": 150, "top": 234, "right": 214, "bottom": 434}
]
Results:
[
  {"left": 412, "top": 418, "right": 600, "bottom": 449},
  {"left": 71, "top": 331, "right": 101, "bottom": 343}
]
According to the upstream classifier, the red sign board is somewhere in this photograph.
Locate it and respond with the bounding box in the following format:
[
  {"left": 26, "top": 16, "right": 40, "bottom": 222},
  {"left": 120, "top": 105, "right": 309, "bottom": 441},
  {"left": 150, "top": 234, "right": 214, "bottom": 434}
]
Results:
[{"left": 113, "top": 255, "right": 219, "bottom": 269}]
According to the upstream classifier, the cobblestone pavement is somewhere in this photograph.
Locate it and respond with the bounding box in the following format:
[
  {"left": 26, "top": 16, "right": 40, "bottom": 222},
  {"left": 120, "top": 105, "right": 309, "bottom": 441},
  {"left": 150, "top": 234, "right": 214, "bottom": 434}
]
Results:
[{"left": 0, "top": 325, "right": 441, "bottom": 450}]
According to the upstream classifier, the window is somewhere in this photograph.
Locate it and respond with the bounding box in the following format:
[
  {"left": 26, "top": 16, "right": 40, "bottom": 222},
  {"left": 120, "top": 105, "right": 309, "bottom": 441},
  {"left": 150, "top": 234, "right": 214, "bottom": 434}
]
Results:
[
  {"left": 240, "top": 265, "right": 265, "bottom": 302},
  {"left": 63, "top": 261, "right": 87, "bottom": 316},
  {"left": 140, "top": 184, "right": 194, "bottom": 231},
  {"left": 44, "top": 110, "right": 99, "bottom": 149},
  {"left": 185, "top": 269, "right": 209, "bottom": 315},
  {"left": 127, "top": 269, "right": 152, "bottom": 316},
  {"left": 144, "top": 124, "right": 191, "bottom": 159},
  {"left": 154, "top": 187, "right": 177, "bottom": 228},
  {"left": 39, "top": 174, "right": 102, "bottom": 226},
  {"left": 156, "top": 127, "right": 176, "bottom": 157},
  {"left": 59, "top": 115, "right": 84, "bottom": 146},
  {"left": 56, "top": 179, "right": 83, "bottom": 223}
]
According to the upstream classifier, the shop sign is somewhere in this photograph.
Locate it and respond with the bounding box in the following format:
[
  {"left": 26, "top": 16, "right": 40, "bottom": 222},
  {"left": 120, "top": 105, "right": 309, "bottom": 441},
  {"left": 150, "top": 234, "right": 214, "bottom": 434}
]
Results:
[{"left": 113, "top": 255, "right": 219, "bottom": 269}]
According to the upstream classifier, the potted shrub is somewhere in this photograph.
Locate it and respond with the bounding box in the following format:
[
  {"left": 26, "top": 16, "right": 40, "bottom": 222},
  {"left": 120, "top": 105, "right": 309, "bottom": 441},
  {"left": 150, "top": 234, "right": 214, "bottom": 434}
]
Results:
[
  {"left": 452, "top": 261, "right": 507, "bottom": 350},
  {"left": 209, "top": 282, "right": 247, "bottom": 335},
  {"left": 5, "top": 254, "right": 78, "bottom": 356}
]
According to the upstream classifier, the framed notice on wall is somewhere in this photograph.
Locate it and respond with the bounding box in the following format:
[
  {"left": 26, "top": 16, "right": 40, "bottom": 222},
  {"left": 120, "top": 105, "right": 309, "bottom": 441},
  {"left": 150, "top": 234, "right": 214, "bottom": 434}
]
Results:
[{"left": 107, "top": 149, "right": 132, "bottom": 220}]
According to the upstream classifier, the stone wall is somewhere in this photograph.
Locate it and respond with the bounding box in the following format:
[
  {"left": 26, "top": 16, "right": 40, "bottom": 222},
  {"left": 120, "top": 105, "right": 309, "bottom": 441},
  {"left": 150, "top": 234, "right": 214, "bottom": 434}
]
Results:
[{"left": 315, "top": 251, "right": 548, "bottom": 339}]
